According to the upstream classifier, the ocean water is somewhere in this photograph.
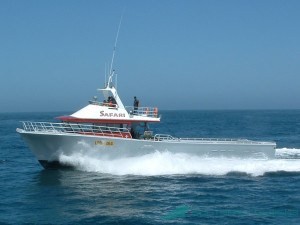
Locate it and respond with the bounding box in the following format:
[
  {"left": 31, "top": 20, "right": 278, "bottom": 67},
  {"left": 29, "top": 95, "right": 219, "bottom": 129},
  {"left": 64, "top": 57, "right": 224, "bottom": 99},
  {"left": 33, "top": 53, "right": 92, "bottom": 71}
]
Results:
[{"left": 1, "top": 110, "right": 300, "bottom": 224}]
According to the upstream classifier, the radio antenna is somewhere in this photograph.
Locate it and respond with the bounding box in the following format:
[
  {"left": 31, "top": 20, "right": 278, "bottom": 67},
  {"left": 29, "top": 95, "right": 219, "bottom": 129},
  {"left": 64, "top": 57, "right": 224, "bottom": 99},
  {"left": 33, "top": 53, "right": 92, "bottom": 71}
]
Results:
[
  {"left": 104, "top": 63, "right": 107, "bottom": 86},
  {"left": 109, "top": 14, "right": 123, "bottom": 77}
]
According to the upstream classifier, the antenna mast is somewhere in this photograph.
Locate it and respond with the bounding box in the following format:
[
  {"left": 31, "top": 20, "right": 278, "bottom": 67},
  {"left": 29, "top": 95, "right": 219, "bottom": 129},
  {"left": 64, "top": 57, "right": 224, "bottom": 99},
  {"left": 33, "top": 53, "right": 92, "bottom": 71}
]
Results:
[
  {"left": 104, "top": 63, "right": 107, "bottom": 86},
  {"left": 109, "top": 14, "right": 123, "bottom": 78}
]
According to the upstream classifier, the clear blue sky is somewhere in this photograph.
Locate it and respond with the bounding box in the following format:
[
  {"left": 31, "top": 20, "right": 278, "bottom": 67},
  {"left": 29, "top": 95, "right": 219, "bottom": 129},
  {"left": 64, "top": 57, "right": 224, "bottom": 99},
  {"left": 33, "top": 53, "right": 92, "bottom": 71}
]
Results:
[{"left": 1, "top": 0, "right": 300, "bottom": 112}]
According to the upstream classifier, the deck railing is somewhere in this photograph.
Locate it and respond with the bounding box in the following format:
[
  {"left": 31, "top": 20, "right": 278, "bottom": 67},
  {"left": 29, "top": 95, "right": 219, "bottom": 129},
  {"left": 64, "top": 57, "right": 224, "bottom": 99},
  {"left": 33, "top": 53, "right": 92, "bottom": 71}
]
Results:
[
  {"left": 89, "top": 100, "right": 118, "bottom": 108},
  {"left": 153, "top": 134, "right": 246, "bottom": 142},
  {"left": 125, "top": 106, "right": 159, "bottom": 118},
  {"left": 20, "top": 121, "right": 132, "bottom": 138},
  {"left": 20, "top": 122, "right": 273, "bottom": 145},
  {"left": 153, "top": 134, "right": 271, "bottom": 145},
  {"left": 154, "top": 134, "right": 177, "bottom": 141},
  {"left": 179, "top": 137, "right": 249, "bottom": 142}
]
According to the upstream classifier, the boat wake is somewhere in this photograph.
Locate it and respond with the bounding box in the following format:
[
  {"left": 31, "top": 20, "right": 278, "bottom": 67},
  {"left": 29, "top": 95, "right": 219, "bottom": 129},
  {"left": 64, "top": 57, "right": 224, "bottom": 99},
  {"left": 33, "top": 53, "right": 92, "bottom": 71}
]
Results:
[
  {"left": 59, "top": 148, "right": 300, "bottom": 177},
  {"left": 276, "top": 148, "right": 300, "bottom": 159}
]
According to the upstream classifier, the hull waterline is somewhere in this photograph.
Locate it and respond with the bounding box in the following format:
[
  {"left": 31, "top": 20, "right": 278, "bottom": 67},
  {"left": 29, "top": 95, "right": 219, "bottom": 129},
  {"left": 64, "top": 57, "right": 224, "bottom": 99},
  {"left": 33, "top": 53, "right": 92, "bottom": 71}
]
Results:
[{"left": 17, "top": 129, "right": 276, "bottom": 168}]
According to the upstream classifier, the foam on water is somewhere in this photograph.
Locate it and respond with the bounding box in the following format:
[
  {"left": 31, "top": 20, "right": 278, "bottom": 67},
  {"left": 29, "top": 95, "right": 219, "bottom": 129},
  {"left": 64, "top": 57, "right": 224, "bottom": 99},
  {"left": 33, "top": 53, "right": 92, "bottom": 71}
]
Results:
[
  {"left": 276, "top": 148, "right": 300, "bottom": 158},
  {"left": 58, "top": 148, "right": 300, "bottom": 176}
]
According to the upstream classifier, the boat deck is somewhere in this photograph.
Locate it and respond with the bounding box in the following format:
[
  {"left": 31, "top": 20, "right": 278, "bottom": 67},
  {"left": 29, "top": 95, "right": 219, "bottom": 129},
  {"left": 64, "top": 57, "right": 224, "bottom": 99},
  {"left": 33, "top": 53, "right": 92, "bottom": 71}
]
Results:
[{"left": 18, "top": 121, "right": 275, "bottom": 146}]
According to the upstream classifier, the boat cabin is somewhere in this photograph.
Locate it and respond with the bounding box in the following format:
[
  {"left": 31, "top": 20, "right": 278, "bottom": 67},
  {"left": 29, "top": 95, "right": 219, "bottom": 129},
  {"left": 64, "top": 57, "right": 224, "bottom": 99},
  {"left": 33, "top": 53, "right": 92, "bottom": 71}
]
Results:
[{"left": 56, "top": 77, "right": 160, "bottom": 140}]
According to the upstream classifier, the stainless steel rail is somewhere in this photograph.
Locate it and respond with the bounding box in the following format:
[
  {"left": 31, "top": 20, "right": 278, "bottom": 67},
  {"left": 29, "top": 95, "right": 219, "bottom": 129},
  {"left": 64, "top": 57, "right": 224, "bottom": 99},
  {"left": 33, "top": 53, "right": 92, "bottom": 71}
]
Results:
[
  {"left": 19, "top": 122, "right": 274, "bottom": 145},
  {"left": 125, "top": 106, "right": 159, "bottom": 118},
  {"left": 20, "top": 121, "right": 132, "bottom": 138},
  {"left": 154, "top": 134, "right": 273, "bottom": 145}
]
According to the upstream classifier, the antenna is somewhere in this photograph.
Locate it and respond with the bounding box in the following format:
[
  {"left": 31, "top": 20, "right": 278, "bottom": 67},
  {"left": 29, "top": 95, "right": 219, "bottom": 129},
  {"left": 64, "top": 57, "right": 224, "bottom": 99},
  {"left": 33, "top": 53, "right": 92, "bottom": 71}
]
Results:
[
  {"left": 109, "top": 14, "right": 123, "bottom": 77},
  {"left": 104, "top": 63, "right": 107, "bottom": 86},
  {"left": 116, "top": 73, "right": 118, "bottom": 89}
]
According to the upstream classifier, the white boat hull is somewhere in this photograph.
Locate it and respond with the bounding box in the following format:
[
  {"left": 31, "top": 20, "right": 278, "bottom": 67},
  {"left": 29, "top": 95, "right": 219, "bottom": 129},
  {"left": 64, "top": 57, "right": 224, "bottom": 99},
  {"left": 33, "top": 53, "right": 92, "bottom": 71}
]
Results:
[{"left": 17, "top": 129, "right": 276, "bottom": 168}]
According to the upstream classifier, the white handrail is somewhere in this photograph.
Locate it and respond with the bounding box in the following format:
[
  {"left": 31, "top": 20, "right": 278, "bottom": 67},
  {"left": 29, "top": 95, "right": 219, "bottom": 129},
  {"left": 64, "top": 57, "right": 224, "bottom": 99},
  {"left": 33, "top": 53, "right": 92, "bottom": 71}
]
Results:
[
  {"left": 89, "top": 100, "right": 118, "bottom": 108},
  {"left": 153, "top": 134, "right": 271, "bottom": 144},
  {"left": 19, "top": 121, "right": 273, "bottom": 145},
  {"left": 125, "top": 106, "right": 159, "bottom": 118},
  {"left": 20, "top": 121, "right": 132, "bottom": 138},
  {"left": 154, "top": 134, "right": 177, "bottom": 141}
]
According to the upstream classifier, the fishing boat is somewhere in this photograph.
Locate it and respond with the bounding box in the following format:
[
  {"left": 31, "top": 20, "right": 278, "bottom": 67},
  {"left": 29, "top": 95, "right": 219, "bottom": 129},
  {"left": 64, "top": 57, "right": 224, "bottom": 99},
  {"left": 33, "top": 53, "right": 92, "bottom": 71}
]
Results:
[
  {"left": 17, "top": 69, "right": 276, "bottom": 168},
  {"left": 16, "top": 22, "right": 276, "bottom": 168}
]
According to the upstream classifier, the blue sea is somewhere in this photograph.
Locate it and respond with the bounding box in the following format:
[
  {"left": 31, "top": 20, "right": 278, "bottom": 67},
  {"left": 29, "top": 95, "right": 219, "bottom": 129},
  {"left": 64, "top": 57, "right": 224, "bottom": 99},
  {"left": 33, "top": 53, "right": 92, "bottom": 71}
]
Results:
[{"left": 1, "top": 110, "right": 300, "bottom": 224}]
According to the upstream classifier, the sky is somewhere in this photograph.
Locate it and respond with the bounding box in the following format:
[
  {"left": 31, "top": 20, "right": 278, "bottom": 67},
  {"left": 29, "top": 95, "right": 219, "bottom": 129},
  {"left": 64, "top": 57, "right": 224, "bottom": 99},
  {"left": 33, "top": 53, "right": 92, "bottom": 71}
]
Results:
[{"left": 0, "top": 0, "right": 300, "bottom": 112}]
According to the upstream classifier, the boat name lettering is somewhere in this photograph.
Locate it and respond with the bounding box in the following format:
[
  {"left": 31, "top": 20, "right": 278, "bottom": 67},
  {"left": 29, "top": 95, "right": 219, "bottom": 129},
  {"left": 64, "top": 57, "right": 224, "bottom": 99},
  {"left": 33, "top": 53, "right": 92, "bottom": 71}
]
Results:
[
  {"left": 105, "top": 141, "right": 114, "bottom": 146},
  {"left": 95, "top": 140, "right": 114, "bottom": 146},
  {"left": 100, "top": 111, "right": 125, "bottom": 118}
]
